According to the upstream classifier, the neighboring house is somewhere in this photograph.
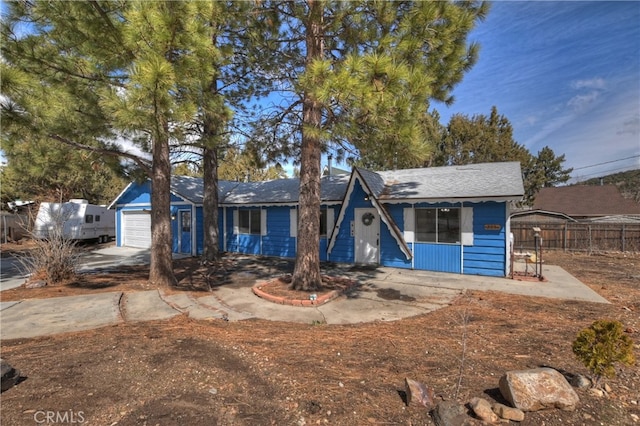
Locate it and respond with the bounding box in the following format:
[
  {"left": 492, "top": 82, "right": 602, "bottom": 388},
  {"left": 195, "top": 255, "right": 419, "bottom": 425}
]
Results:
[
  {"left": 1, "top": 200, "right": 35, "bottom": 242},
  {"left": 512, "top": 185, "right": 640, "bottom": 223},
  {"left": 110, "top": 162, "right": 524, "bottom": 277}
]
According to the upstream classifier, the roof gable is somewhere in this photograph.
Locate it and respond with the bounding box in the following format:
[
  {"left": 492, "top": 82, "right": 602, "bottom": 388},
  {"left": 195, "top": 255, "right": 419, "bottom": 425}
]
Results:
[{"left": 327, "top": 169, "right": 412, "bottom": 260}]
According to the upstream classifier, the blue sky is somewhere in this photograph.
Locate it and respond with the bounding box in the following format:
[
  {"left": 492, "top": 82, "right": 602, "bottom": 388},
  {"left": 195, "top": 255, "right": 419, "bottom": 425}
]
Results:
[{"left": 432, "top": 0, "right": 640, "bottom": 183}]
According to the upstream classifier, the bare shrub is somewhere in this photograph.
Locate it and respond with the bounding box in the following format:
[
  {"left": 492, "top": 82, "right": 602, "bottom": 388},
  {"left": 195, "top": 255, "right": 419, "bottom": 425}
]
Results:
[{"left": 17, "top": 204, "right": 80, "bottom": 284}]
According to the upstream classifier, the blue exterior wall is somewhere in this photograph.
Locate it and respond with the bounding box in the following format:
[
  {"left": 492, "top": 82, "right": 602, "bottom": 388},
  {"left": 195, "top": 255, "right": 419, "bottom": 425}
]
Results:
[
  {"left": 380, "top": 205, "right": 413, "bottom": 269},
  {"left": 225, "top": 206, "right": 261, "bottom": 255},
  {"left": 223, "top": 205, "right": 337, "bottom": 260},
  {"left": 114, "top": 181, "right": 195, "bottom": 253},
  {"left": 462, "top": 201, "right": 507, "bottom": 276},
  {"left": 329, "top": 179, "right": 373, "bottom": 263},
  {"left": 114, "top": 179, "right": 509, "bottom": 277},
  {"left": 382, "top": 201, "right": 507, "bottom": 276},
  {"left": 263, "top": 206, "right": 296, "bottom": 258}
]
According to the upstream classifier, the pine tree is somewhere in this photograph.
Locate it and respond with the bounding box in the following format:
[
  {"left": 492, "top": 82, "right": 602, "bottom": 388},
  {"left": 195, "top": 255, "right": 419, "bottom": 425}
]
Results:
[
  {"left": 434, "top": 107, "right": 574, "bottom": 205},
  {"left": 1, "top": 1, "right": 231, "bottom": 286},
  {"left": 254, "top": 1, "right": 489, "bottom": 290},
  {"left": 0, "top": 134, "right": 126, "bottom": 205},
  {"left": 197, "top": 1, "right": 277, "bottom": 262}
]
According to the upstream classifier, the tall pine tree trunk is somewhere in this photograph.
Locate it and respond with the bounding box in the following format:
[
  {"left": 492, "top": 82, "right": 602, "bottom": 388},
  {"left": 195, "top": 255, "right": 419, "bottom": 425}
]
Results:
[
  {"left": 149, "top": 122, "right": 178, "bottom": 287},
  {"left": 202, "top": 136, "right": 220, "bottom": 262},
  {"left": 290, "top": 0, "right": 323, "bottom": 291},
  {"left": 202, "top": 25, "right": 222, "bottom": 262}
]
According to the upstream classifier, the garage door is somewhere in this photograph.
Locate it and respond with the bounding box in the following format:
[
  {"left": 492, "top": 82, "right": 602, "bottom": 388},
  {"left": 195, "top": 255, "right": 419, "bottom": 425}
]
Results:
[{"left": 123, "top": 211, "right": 151, "bottom": 248}]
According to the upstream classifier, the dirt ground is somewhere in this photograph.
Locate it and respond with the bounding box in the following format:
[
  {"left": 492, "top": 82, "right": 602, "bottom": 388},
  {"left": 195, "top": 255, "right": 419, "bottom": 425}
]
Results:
[{"left": 1, "top": 245, "right": 639, "bottom": 425}]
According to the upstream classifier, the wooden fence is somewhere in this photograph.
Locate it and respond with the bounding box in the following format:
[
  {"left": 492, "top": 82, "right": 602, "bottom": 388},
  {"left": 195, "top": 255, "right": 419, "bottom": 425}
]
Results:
[{"left": 511, "top": 222, "right": 640, "bottom": 253}]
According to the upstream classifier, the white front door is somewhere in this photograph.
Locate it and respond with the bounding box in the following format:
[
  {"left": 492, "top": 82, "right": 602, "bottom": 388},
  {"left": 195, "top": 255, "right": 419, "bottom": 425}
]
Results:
[{"left": 354, "top": 208, "right": 379, "bottom": 264}]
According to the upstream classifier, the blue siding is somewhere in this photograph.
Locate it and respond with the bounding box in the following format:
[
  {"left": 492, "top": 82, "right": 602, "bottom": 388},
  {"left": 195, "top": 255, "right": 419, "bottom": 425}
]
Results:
[
  {"left": 114, "top": 178, "right": 509, "bottom": 277},
  {"left": 226, "top": 207, "right": 260, "bottom": 255},
  {"left": 116, "top": 182, "right": 152, "bottom": 205},
  {"left": 463, "top": 202, "right": 506, "bottom": 276},
  {"left": 223, "top": 205, "right": 337, "bottom": 260},
  {"left": 380, "top": 201, "right": 507, "bottom": 276},
  {"left": 262, "top": 206, "right": 296, "bottom": 258},
  {"left": 380, "top": 204, "right": 412, "bottom": 268},
  {"left": 414, "top": 243, "right": 461, "bottom": 273},
  {"left": 329, "top": 181, "right": 375, "bottom": 263}
]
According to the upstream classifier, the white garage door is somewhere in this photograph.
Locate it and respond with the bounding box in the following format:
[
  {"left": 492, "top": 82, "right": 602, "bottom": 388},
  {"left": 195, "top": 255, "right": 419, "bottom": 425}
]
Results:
[{"left": 123, "top": 211, "right": 151, "bottom": 248}]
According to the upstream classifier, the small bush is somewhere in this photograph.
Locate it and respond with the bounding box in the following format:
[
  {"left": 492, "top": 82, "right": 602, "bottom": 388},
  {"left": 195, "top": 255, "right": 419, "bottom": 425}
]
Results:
[
  {"left": 572, "top": 320, "right": 635, "bottom": 386},
  {"left": 25, "top": 236, "right": 79, "bottom": 283},
  {"left": 18, "top": 206, "right": 80, "bottom": 284}
]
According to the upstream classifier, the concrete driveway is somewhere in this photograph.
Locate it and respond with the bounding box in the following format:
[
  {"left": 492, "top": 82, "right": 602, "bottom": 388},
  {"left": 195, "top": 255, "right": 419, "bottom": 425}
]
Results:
[
  {"left": 0, "top": 246, "right": 151, "bottom": 292},
  {"left": 0, "top": 246, "right": 609, "bottom": 340}
]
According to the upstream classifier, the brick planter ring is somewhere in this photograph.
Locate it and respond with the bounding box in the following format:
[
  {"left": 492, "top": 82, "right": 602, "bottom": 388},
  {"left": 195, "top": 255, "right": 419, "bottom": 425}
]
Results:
[{"left": 252, "top": 282, "right": 341, "bottom": 307}]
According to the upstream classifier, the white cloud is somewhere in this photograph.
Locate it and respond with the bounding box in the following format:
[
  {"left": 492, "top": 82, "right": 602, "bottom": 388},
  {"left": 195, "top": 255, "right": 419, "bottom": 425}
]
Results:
[
  {"left": 567, "top": 91, "right": 600, "bottom": 112},
  {"left": 571, "top": 77, "right": 606, "bottom": 90},
  {"left": 524, "top": 115, "right": 539, "bottom": 126}
]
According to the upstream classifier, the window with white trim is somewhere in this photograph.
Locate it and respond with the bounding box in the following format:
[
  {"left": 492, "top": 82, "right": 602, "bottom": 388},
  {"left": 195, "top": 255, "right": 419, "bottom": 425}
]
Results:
[
  {"left": 239, "top": 209, "right": 261, "bottom": 235},
  {"left": 415, "top": 208, "right": 460, "bottom": 244},
  {"left": 290, "top": 207, "right": 333, "bottom": 238}
]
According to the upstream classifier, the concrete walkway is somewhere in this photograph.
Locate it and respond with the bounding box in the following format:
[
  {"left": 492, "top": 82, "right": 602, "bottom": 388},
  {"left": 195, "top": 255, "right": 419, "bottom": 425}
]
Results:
[{"left": 0, "top": 262, "right": 608, "bottom": 340}]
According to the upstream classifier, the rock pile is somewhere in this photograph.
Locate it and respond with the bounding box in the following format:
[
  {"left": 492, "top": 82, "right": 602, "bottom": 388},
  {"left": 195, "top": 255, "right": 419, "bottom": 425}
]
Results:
[{"left": 405, "top": 367, "right": 582, "bottom": 425}]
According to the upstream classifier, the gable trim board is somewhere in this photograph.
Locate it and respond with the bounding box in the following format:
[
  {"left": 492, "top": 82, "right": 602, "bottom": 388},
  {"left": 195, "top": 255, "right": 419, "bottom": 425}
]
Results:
[{"left": 111, "top": 162, "right": 524, "bottom": 277}]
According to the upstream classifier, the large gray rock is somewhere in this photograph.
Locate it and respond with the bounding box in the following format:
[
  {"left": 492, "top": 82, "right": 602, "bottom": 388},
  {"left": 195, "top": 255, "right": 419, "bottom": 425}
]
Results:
[
  {"left": 499, "top": 368, "right": 579, "bottom": 412},
  {"left": 1, "top": 358, "right": 21, "bottom": 392},
  {"left": 431, "top": 401, "right": 468, "bottom": 426}
]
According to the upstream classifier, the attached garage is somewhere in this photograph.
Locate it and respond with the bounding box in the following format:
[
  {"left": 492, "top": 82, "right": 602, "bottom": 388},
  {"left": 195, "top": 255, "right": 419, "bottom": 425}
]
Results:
[{"left": 122, "top": 211, "right": 151, "bottom": 248}]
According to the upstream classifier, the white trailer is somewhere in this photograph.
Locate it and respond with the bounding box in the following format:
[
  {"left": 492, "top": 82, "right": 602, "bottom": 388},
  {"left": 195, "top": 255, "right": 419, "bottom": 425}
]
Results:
[{"left": 33, "top": 199, "right": 115, "bottom": 243}]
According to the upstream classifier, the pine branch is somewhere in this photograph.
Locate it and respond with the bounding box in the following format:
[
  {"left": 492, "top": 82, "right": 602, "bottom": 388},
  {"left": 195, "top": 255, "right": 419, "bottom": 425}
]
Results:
[{"left": 48, "top": 133, "right": 151, "bottom": 175}]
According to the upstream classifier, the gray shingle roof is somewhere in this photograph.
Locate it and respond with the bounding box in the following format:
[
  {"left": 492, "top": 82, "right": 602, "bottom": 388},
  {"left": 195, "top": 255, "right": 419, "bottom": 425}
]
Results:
[
  {"left": 355, "top": 168, "right": 386, "bottom": 197},
  {"left": 171, "top": 176, "right": 240, "bottom": 204},
  {"left": 169, "top": 162, "right": 523, "bottom": 205},
  {"left": 376, "top": 162, "right": 524, "bottom": 201},
  {"left": 170, "top": 175, "right": 350, "bottom": 205}
]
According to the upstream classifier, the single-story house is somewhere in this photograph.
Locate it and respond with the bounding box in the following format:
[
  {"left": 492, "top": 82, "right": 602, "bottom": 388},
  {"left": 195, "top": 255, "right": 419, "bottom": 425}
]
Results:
[{"left": 109, "top": 161, "right": 524, "bottom": 277}]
